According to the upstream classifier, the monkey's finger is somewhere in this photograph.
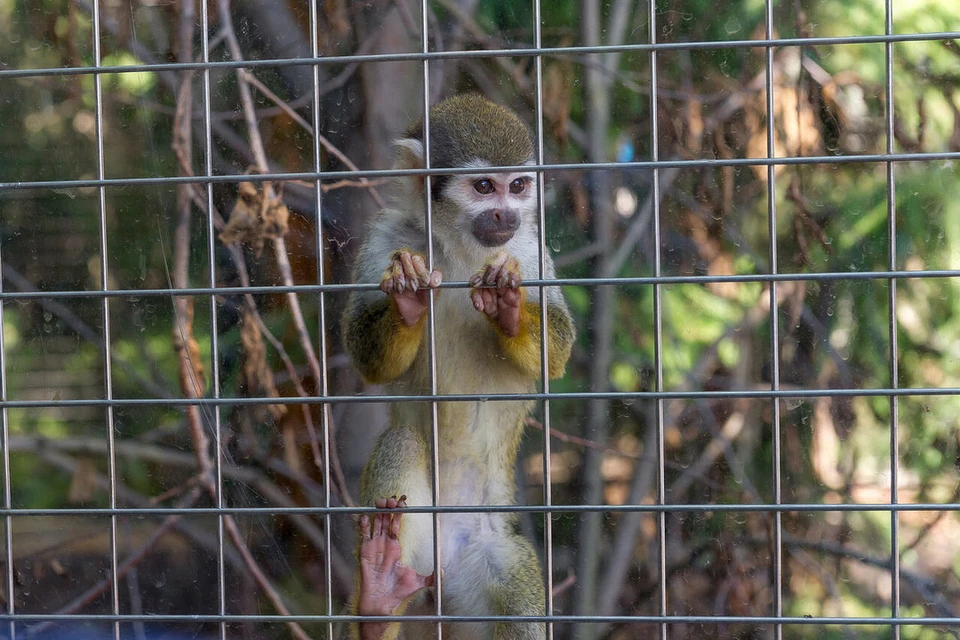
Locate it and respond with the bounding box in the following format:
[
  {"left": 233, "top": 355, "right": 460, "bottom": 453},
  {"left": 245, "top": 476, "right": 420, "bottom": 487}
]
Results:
[
  {"left": 410, "top": 254, "right": 431, "bottom": 285},
  {"left": 359, "top": 514, "right": 372, "bottom": 540},
  {"left": 428, "top": 269, "right": 443, "bottom": 289},
  {"left": 470, "top": 289, "right": 485, "bottom": 312},
  {"left": 388, "top": 509, "right": 402, "bottom": 540},
  {"left": 380, "top": 266, "right": 397, "bottom": 294},
  {"left": 494, "top": 259, "right": 521, "bottom": 289},
  {"left": 471, "top": 289, "right": 493, "bottom": 316},
  {"left": 398, "top": 252, "right": 420, "bottom": 289},
  {"left": 496, "top": 267, "right": 511, "bottom": 289},
  {"left": 499, "top": 287, "right": 522, "bottom": 308},
  {"left": 383, "top": 262, "right": 406, "bottom": 293},
  {"left": 481, "top": 289, "right": 499, "bottom": 317},
  {"left": 506, "top": 258, "right": 522, "bottom": 288},
  {"left": 372, "top": 512, "right": 385, "bottom": 538},
  {"left": 475, "top": 265, "right": 496, "bottom": 287}
]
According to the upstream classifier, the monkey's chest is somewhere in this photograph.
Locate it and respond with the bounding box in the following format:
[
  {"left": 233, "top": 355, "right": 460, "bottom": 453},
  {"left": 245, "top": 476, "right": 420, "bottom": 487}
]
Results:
[{"left": 414, "top": 295, "right": 531, "bottom": 394}]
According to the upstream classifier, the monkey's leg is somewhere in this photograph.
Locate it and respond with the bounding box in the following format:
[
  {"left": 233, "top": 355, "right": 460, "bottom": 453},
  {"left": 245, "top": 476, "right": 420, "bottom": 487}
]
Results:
[
  {"left": 357, "top": 426, "right": 436, "bottom": 640},
  {"left": 357, "top": 496, "right": 435, "bottom": 640},
  {"left": 489, "top": 533, "right": 547, "bottom": 640}
]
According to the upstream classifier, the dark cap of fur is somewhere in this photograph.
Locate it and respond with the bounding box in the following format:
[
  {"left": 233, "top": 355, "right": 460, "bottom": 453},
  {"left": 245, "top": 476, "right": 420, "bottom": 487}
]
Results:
[{"left": 404, "top": 94, "right": 535, "bottom": 168}]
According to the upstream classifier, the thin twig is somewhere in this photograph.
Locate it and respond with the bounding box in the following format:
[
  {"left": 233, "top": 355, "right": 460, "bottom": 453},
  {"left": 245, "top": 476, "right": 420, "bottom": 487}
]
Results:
[
  {"left": 219, "top": 0, "right": 345, "bottom": 505},
  {"left": 525, "top": 416, "right": 638, "bottom": 460},
  {"left": 171, "top": 134, "right": 354, "bottom": 508},
  {"left": 216, "top": 5, "right": 333, "bottom": 636}
]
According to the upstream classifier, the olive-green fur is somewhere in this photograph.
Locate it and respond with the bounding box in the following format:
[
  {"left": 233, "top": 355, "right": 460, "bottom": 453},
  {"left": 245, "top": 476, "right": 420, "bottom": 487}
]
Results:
[
  {"left": 404, "top": 94, "right": 535, "bottom": 170},
  {"left": 545, "top": 304, "right": 576, "bottom": 379},
  {"left": 343, "top": 298, "right": 423, "bottom": 384},
  {"left": 360, "top": 426, "right": 430, "bottom": 503},
  {"left": 498, "top": 301, "right": 576, "bottom": 380}
]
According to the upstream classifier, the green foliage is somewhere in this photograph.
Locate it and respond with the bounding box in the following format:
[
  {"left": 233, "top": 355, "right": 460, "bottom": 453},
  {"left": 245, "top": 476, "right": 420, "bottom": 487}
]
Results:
[{"left": 1, "top": 0, "right": 959, "bottom": 633}]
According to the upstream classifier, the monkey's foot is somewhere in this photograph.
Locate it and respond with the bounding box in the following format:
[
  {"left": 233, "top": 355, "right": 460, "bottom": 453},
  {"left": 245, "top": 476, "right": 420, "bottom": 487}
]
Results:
[
  {"left": 381, "top": 250, "right": 443, "bottom": 327},
  {"left": 358, "top": 496, "right": 435, "bottom": 630},
  {"left": 469, "top": 251, "right": 523, "bottom": 337}
]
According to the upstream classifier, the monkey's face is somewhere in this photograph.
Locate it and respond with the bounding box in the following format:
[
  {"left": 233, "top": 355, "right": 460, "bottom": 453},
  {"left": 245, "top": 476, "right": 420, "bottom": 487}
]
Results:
[{"left": 442, "top": 163, "right": 537, "bottom": 249}]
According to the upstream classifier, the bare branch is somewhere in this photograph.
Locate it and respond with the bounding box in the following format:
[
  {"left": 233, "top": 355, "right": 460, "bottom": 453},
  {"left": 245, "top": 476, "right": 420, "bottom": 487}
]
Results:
[
  {"left": 0, "top": 264, "right": 172, "bottom": 399},
  {"left": 239, "top": 70, "right": 386, "bottom": 208}
]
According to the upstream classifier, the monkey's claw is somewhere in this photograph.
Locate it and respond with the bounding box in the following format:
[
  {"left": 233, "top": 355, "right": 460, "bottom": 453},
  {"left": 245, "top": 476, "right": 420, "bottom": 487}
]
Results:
[
  {"left": 468, "top": 250, "right": 522, "bottom": 290},
  {"left": 381, "top": 250, "right": 440, "bottom": 295}
]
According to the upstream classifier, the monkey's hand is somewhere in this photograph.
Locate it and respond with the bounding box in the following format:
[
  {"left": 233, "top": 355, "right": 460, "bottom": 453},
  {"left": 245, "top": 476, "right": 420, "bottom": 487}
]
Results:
[
  {"left": 469, "top": 250, "right": 523, "bottom": 337},
  {"left": 358, "top": 496, "right": 435, "bottom": 640},
  {"left": 380, "top": 250, "right": 443, "bottom": 327}
]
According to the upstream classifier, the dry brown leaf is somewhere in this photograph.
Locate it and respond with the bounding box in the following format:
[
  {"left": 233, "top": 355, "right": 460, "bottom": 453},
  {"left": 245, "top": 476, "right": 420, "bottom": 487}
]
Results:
[
  {"left": 220, "top": 181, "right": 290, "bottom": 256},
  {"left": 240, "top": 307, "right": 287, "bottom": 422},
  {"left": 543, "top": 55, "right": 573, "bottom": 148}
]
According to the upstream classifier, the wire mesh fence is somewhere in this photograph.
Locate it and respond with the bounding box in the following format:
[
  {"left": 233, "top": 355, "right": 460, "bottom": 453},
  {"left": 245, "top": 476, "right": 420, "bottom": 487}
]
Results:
[{"left": 0, "top": 0, "right": 959, "bottom": 639}]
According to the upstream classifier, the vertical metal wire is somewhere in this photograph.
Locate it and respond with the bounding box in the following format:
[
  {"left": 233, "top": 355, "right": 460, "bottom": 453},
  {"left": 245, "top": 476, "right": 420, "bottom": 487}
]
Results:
[
  {"left": 419, "top": 1, "right": 444, "bottom": 635},
  {"left": 307, "top": 1, "right": 335, "bottom": 638},
  {"left": 197, "top": 3, "right": 227, "bottom": 638},
  {"left": 0, "top": 196, "right": 14, "bottom": 640},
  {"left": 90, "top": 2, "right": 122, "bottom": 638},
  {"left": 764, "top": 1, "right": 784, "bottom": 638},
  {"left": 530, "top": 0, "right": 554, "bottom": 637},
  {"left": 647, "top": 1, "right": 668, "bottom": 638},
  {"left": 884, "top": 1, "right": 902, "bottom": 637},
  {"left": 0, "top": 7, "right": 953, "bottom": 638}
]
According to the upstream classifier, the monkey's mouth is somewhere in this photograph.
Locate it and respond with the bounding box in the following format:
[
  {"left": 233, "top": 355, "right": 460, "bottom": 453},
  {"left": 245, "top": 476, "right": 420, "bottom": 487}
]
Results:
[
  {"left": 474, "top": 229, "right": 516, "bottom": 247},
  {"left": 472, "top": 208, "right": 520, "bottom": 247}
]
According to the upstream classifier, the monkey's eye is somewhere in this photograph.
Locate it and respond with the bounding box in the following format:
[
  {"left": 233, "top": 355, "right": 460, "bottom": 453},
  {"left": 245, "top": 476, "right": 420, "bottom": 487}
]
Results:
[
  {"left": 473, "top": 179, "right": 495, "bottom": 195},
  {"left": 509, "top": 178, "right": 528, "bottom": 195}
]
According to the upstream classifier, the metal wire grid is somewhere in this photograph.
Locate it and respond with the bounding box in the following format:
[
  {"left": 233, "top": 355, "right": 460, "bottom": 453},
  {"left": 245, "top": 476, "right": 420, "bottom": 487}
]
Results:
[{"left": 0, "top": 0, "right": 957, "bottom": 638}]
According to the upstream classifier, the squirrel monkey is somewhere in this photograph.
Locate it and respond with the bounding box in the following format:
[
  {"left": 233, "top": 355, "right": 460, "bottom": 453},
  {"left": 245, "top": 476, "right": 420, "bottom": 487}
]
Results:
[{"left": 342, "top": 94, "right": 575, "bottom": 640}]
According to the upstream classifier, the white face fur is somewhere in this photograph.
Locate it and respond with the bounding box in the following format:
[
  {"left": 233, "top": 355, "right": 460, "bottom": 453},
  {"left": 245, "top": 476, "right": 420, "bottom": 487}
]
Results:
[{"left": 442, "top": 160, "right": 538, "bottom": 254}]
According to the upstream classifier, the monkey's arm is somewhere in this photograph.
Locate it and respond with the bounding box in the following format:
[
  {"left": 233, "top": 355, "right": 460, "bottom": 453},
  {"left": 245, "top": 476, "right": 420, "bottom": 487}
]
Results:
[
  {"left": 343, "top": 244, "right": 441, "bottom": 385},
  {"left": 470, "top": 252, "right": 575, "bottom": 380},
  {"left": 498, "top": 295, "right": 575, "bottom": 380},
  {"left": 342, "top": 295, "right": 427, "bottom": 385}
]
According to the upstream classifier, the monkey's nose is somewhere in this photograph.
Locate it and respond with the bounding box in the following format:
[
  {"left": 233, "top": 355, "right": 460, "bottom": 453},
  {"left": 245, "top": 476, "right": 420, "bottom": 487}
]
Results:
[
  {"left": 491, "top": 208, "right": 518, "bottom": 227},
  {"left": 472, "top": 208, "right": 521, "bottom": 247}
]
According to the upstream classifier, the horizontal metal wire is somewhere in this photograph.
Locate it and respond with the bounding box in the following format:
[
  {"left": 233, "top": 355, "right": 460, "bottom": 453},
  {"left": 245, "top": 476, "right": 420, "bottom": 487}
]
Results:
[
  {"left": 4, "top": 150, "right": 960, "bottom": 192},
  {"left": 1, "top": 270, "right": 957, "bottom": 302},
  {"left": 2, "top": 502, "right": 958, "bottom": 518},
  {"left": 3, "top": 9, "right": 957, "bottom": 635},
  {"left": 1, "top": 386, "right": 957, "bottom": 411},
  {"left": 0, "top": 30, "right": 957, "bottom": 80},
  {"left": 1, "top": 613, "right": 957, "bottom": 626}
]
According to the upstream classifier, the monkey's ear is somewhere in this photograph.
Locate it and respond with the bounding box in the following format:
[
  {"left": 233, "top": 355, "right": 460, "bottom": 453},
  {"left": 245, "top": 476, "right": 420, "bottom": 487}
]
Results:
[
  {"left": 394, "top": 138, "right": 425, "bottom": 170},
  {"left": 393, "top": 138, "right": 426, "bottom": 192}
]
